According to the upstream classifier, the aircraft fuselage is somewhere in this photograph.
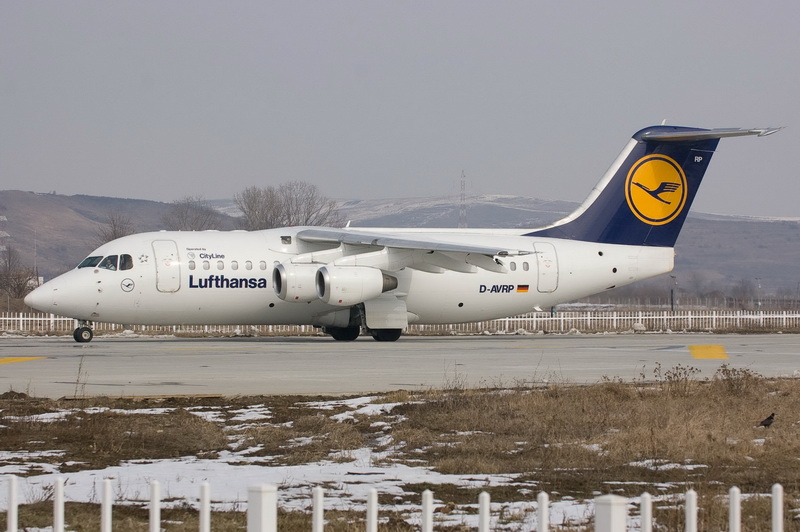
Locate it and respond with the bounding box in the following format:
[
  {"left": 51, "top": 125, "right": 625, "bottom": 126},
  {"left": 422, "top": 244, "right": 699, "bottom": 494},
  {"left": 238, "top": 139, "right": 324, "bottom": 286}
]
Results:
[{"left": 29, "top": 227, "right": 672, "bottom": 327}]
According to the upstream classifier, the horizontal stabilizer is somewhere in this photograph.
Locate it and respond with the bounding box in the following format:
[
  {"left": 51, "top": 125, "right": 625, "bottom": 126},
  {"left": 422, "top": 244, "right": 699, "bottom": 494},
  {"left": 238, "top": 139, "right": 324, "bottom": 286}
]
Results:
[{"left": 641, "top": 127, "right": 782, "bottom": 142}]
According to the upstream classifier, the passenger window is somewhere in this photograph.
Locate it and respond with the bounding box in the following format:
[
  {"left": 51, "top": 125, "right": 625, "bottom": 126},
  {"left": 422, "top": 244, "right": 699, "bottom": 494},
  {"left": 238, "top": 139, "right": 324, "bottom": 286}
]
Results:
[
  {"left": 98, "top": 256, "right": 118, "bottom": 271},
  {"left": 78, "top": 256, "right": 103, "bottom": 269},
  {"left": 245, "top": 261, "right": 253, "bottom": 270},
  {"left": 120, "top": 254, "right": 134, "bottom": 271},
  {"left": 217, "top": 260, "right": 224, "bottom": 270},
  {"left": 231, "top": 261, "right": 239, "bottom": 270},
  {"left": 259, "top": 261, "right": 267, "bottom": 270},
  {"left": 510, "top": 262, "right": 517, "bottom": 272},
  {"left": 188, "top": 261, "right": 196, "bottom": 270},
  {"left": 523, "top": 262, "right": 529, "bottom": 272},
  {"left": 203, "top": 261, "right": 210, "bottom": 270}
]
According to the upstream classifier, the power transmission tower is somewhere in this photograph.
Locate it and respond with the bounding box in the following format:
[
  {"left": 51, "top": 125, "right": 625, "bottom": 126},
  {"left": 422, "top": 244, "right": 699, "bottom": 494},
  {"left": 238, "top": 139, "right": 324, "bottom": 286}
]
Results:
[{"left": 458, "top": 171, "right": 467, "bottom": 228}]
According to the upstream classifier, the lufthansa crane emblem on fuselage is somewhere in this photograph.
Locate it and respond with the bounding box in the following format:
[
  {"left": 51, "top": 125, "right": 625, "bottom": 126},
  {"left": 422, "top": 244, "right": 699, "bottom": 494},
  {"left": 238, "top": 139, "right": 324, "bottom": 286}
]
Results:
[
  {"left": 121, "top": 278, "right": 135, "bottom": 292},
  {"left": 625, "top": 154, "right": 687, "bottom": 225}
]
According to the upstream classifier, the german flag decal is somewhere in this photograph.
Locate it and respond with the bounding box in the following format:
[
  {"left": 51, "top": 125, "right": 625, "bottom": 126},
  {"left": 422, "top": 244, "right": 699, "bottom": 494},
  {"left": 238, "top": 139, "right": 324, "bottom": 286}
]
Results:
[{"left": 517, "top": 285, "right": 529, "bottom": 293}]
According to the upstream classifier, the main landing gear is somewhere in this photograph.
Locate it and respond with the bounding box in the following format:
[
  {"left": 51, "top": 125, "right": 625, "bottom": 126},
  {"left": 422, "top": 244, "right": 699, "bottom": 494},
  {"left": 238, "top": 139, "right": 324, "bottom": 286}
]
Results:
[
  {"left": 371, "top": 328, "right": 402, "bottom": 342},
  {"left": 73, "top": 321, "right": 94, "bottom": 343},
  {"left": 323, "top": 326, "right": 403, "bottom": 342},
  {"left": 326, "top": 326, "right": 361, "bottom": 341}
]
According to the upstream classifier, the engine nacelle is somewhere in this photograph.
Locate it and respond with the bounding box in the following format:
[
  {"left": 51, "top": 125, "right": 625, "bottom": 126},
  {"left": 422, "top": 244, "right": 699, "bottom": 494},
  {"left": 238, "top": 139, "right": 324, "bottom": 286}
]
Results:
[
  {"left": 316, "top": 266, "right": 398, "bottom": 307},
  {"left": 273, "top": 263, "right": 320, "bottom": 302}
]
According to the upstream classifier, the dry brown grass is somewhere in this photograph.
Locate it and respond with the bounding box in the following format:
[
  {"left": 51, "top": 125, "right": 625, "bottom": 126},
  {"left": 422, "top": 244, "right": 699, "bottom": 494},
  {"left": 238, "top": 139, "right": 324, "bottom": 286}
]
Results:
[
  {"left": 2, "top": 364, "right": 800, "bottom": 530},
  {"left": 388, "top": 364, "right": 800, "bottom": 498},
  {"left": 233, "top": 414, "right": 365, "bottom": 465},
  {"left": 1, "top": 404, "right": 227, "bottom": 471}
]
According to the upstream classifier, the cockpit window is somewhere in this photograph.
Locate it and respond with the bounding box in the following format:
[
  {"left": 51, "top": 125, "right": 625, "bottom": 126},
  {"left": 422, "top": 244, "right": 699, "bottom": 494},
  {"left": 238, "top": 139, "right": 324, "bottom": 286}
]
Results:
[
  {"left": 78, "top": 256, "right": 103, "bottom": 269},
  {"left": 119, "top": 254, "right": 133, "bottom": 271},
  {"left": 98, "top": 255, "right": 118, "bottom": 271}
]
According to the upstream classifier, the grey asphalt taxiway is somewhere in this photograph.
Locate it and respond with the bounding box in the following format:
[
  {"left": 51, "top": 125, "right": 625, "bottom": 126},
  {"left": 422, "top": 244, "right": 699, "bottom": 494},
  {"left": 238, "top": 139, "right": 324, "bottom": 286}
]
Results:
[{"left": 2, "top": 333, "right": 800, "bottom": 398}]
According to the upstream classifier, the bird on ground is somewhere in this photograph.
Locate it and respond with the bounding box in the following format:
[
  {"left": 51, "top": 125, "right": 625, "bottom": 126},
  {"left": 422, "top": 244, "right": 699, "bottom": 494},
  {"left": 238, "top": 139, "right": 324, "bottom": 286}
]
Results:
[{"left": 759, "top": 413, "right": 775, "bottom": 428}]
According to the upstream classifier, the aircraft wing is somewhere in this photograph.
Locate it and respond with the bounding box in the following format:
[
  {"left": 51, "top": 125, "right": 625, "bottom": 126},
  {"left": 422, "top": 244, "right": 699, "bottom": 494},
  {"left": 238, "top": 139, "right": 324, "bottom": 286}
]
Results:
[
  {"left": 295, "top": 227, "right": 532, "bottom": 274},
  {"left": 296, "top": 228, "right": 530, "bottom": 257}
]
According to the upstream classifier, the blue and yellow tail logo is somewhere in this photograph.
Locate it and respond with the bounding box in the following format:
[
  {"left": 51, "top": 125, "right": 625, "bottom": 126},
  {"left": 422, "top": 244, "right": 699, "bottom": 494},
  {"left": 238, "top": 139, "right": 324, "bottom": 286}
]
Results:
[{"left": 625, "top": 154, "right": 687, "bottom": 225}]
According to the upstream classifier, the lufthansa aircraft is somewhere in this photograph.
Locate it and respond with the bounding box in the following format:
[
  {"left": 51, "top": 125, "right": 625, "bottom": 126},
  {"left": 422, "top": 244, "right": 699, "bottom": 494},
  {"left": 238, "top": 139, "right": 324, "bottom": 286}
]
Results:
[{"left": 24, "top": 125, "right": 779, "bottom": 342}]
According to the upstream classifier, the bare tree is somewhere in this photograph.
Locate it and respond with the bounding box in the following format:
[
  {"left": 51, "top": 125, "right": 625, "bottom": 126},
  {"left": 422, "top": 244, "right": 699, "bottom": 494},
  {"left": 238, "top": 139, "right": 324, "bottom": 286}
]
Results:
[
  {"left": 0, "top": 246, "right": 37, "bottom": 299},
  {"left": 161, "top": 195, "right": 223, "bottom": 231},
  {"left": 233, "top": 186, "right": 282, "bottom": 230},
  {"left": 731, "top": 278, "right": 756, "bottom": 300},
  {"left": 94, "top": 211, "right": 135, "bottom": 246},
  {"left": 279, "top": 181, "right": 343, "bottom": 227},
  {"left": 686, "top": 271, "right": 708, "bottom": 298},
  {"left": 233, "top": 181, "right": 342, "bottom": 230}
]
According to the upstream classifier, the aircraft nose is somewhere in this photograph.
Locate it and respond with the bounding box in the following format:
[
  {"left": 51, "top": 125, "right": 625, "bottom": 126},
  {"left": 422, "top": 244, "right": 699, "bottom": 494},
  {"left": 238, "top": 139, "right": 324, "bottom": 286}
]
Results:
[{"left": 24, "top": 284, "right": 55, "bottom": 312}]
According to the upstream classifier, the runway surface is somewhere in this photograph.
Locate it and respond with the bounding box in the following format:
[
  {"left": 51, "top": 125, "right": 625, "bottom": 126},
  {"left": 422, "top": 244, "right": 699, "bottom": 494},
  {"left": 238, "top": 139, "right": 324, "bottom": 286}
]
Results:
[{"left": 2, "top": 333, "right": 800, "bottom": 398}]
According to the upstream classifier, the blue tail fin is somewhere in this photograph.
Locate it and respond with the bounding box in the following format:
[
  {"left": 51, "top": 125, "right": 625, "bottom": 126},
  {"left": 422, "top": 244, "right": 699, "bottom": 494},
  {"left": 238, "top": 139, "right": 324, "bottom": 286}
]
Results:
[{"left": 527, "top": 126, "right": 779, "bottom": 247}]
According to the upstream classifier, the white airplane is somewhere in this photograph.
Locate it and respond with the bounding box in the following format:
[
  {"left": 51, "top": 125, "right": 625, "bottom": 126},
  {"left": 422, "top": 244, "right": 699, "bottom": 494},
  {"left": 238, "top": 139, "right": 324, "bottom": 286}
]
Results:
[{"left": 25, "top": 125, "right": 779, "bottom": 343}]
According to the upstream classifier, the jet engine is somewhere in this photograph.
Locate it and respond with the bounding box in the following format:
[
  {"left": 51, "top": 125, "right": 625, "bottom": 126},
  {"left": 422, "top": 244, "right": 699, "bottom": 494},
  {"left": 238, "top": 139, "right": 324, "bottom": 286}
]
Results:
[
  {"left": 273, "top": 263, "right": 320, "bottom": 302},
  {"left": 316, "top": 266, "right": 398, "bottom": 306}
]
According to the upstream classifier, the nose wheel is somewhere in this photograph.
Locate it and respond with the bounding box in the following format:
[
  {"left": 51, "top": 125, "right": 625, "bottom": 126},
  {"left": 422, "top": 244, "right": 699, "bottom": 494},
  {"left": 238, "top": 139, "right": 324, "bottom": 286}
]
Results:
[{"left": 73, "top": 323, "right": 94, "bottom": 343}]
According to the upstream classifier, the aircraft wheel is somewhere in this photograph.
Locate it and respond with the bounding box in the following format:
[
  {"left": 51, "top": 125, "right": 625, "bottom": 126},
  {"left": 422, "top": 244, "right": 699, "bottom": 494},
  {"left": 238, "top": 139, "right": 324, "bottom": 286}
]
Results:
[
  {"left": 328, "top": 326, "right": 360, "bottom": 341},
  {"left": 73, "top": 327, "right": 94, "bottom": 343},
  {"left": 371, "top": 329, "right": 402, "bottom": 342}
]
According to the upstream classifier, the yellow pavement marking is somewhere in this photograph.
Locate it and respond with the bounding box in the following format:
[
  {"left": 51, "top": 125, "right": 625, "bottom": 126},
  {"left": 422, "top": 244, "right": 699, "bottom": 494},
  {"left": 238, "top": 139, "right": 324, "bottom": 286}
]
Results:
[
  {"left": 0, "top": 357, "right": 45, "bottom": 365},
  {"left": 689, "top": 345, "right": 728, "bottom": 359}
]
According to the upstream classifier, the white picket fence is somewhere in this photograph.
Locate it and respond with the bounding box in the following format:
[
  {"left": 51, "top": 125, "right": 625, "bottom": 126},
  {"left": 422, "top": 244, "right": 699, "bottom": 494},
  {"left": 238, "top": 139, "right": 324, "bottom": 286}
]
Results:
[
  {"left": 4, "top": 310, "right": 800, "bottom": 338},
  {"left": 3, "top": 476, "right": 787, "bottom": 532}
]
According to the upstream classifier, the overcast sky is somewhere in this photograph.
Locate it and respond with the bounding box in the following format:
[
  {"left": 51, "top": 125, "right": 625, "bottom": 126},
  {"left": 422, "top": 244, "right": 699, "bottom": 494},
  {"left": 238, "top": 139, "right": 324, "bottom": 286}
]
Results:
[{"left": 1, "top": 2, "right": 797, "bottom": 217}]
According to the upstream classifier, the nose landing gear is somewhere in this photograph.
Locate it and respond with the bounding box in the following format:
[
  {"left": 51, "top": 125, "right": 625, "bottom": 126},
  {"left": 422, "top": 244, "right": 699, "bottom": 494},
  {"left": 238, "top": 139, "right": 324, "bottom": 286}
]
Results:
[{"left": 73, "top": 321, "right": 94, "bottom": 343}]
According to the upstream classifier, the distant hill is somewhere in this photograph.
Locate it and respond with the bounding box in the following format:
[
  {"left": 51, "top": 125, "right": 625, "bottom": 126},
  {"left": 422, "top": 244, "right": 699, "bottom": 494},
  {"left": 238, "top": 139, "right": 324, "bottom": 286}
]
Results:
[
  {"left": 0, "top": 191, "right": 237, "bottom": 279},
  {"left": 2, "top": 190, "right": 799, "bottom": 295}
]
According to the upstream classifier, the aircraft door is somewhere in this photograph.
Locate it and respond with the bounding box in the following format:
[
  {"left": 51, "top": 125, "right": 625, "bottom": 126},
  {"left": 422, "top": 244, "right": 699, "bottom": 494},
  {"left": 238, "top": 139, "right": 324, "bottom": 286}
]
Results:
[
  {"left": 152, "top": 240, "right": 181, "bottom": 293},
  {"left": 533, "top": 242, "right": 559, "bottom": 293}
]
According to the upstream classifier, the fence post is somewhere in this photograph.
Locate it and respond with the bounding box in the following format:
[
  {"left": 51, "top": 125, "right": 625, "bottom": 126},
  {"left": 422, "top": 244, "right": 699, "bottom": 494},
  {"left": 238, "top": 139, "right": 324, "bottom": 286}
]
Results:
[
  {"left": 149, "top": 480, "right": 160, "bottom": 532},
  {"left": 53, "top": 477, "right": 65, "bottom": 532},
  {"left": 421, "top": 490, "right": 433, "bottom": 532},
  {"left": 595, "top": 494, "right": 627, "bottom": 532},
  {"left": 7, "top": 475, "right": 17, "bottom": 532},
  {"left": 537, "top": 491, "right": 549, "bottom": 532},
  {"left": 772, "top": 483, "right": 783, "bottom": 532},
  {"left": 640, "top": 492, "right": 652, "bottom": 532},
  {"left": 312, "top": 487, "right": 324, "bottom": 532},
  {"left": 729, "top": 486, "right": 741, "bottom": 532},
  {"left": 199, "top": 482, "right": 210, "bottom": 532},
  {"left": 101, "top": 479, "right": 112, "bottom": 532},
  {"left": 247, "top": 485, "right": 277, "bottom": 532},
  {"left": 366, "top": 488, "right": 378, "bottom": 532},
  {"left": 685, "top": 489, "right": 697, "bottom": 532},
  {"left": 479, "top": 491, "right": 490, "bottom": 532}
]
